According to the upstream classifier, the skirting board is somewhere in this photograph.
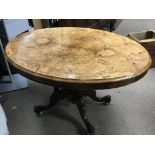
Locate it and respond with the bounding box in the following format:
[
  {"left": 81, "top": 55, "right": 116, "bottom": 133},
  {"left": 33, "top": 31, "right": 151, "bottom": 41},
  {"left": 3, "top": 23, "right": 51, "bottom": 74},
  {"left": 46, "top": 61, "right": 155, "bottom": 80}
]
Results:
[{"left": 0, "top": 74, "right": 28, "bottom": 94}]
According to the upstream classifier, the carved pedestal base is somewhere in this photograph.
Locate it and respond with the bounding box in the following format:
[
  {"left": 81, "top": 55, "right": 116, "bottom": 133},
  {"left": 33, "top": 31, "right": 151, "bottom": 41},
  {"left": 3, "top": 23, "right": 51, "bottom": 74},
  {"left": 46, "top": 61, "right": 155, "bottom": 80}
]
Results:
[{"left": 34, "top": 87, "right": 111, "bottom": 135}]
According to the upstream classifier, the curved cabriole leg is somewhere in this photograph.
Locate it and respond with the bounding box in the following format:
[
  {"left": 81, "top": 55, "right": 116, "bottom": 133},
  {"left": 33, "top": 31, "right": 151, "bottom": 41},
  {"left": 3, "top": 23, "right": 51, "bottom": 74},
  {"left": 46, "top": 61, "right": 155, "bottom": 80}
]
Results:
[
  {"left": 86, "top": 90, "right": 111, "bottom": 105},
  {"left": 34, "top": 87, "right": 60, "bottom": 115},
  {"left": 75, "top": 97, "right": 95, "bottom": 135},
  {"left": 92, "top": 95, "right": 111, "bottom": 105}
]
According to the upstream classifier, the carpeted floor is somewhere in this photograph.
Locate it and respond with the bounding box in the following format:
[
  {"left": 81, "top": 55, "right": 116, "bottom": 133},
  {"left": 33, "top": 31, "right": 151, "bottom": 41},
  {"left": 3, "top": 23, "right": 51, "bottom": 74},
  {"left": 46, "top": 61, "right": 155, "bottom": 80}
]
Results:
[{"left": 2, "top": 68, "right": 155, "bottom": 135}]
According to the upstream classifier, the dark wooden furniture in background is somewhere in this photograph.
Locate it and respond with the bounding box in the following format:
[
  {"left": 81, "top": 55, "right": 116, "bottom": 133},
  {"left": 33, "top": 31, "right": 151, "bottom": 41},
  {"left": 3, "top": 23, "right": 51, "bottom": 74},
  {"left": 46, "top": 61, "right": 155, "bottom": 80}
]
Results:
[
  {"left": 58, "top": 19, "right": 117, "bottom": 31},
  {"left": 33, "top": 19, "right": 122, "bottom": 32},
  {"left": 5, "top": 28, "right": 151, "bottom": 134}
]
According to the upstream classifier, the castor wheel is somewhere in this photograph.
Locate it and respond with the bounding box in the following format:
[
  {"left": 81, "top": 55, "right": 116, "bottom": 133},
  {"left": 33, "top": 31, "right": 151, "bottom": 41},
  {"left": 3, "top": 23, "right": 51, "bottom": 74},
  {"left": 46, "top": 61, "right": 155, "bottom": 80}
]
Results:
[
  {"left": 102, "top": 95, "right": 111, "bottom": 105},
  {"left": 34, "top": 106, "right": 44, "bottom": 116}
]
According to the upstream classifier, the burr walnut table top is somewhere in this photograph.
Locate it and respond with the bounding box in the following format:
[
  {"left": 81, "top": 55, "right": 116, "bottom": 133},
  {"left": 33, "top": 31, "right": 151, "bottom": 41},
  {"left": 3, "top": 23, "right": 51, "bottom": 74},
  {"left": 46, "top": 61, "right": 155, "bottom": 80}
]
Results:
[{"left": 5, "top": 27, "right": 151, "bottom": 89}]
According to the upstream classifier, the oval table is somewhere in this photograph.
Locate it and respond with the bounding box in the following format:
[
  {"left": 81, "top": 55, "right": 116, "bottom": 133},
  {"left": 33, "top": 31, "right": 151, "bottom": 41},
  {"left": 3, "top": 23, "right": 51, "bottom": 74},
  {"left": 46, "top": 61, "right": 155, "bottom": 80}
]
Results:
[{"left": 5, "top": 28, "right": 151, "bottom": 134}]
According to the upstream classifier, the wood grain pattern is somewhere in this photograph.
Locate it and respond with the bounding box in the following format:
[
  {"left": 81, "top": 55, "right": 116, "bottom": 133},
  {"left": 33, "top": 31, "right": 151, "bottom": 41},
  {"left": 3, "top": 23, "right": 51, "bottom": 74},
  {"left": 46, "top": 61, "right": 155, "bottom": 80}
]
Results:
[{"left": 5, "top": 27, "right": 152, "bottom": 89}]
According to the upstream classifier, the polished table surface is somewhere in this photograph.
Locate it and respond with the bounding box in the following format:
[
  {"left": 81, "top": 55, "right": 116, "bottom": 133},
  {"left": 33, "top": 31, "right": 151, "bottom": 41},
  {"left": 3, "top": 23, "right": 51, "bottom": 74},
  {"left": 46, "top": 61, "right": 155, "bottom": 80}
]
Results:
[
  {"left": 5, "top": 27, "right": 151, "bottom": 89},
  {"left": 5, "top": 28, "right": 152, "bottom": 134}
]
